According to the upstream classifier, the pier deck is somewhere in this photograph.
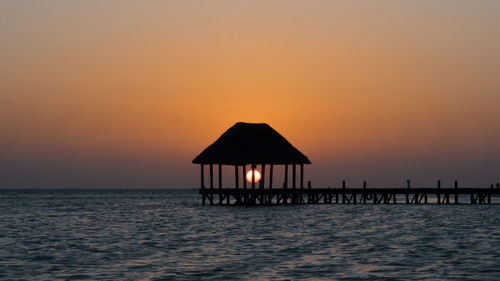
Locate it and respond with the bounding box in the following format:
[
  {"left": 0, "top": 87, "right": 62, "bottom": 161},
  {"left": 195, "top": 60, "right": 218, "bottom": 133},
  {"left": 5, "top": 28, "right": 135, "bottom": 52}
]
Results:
[{"left": 200, "top": 186, "right": 500, "bottom": 205}]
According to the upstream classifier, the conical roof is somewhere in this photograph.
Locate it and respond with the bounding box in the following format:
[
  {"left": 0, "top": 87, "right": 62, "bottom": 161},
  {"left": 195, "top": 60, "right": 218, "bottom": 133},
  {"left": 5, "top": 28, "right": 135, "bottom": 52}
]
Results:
[{"left": 192, "top": 122, "right": 311, "bottom": 165}]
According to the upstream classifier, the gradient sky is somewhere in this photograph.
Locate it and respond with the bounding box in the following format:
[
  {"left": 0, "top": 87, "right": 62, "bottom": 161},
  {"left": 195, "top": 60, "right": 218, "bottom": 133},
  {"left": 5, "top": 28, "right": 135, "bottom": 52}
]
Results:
[{"left": 1, "top": 1, "right": 499, "bottom": 188}]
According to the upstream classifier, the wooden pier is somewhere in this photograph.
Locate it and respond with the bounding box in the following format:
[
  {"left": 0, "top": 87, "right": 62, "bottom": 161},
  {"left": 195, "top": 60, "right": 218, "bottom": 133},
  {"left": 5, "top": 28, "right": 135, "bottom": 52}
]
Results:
[
  {"left": 200, "top": 182, "right": 500, "bottom": 206},
  {"left": 193, "top": 123, "right": 500, "bottom": 206}
]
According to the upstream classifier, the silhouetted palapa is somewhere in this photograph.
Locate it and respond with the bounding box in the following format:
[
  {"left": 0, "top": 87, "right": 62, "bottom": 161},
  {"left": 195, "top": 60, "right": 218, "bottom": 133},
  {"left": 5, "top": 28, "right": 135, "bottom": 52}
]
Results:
[
  {"left": 193, "top": 122, "right": 310, "bottom": 165},
  {"left": 193, "top": 122, "right": 310, "bottom": 190}
]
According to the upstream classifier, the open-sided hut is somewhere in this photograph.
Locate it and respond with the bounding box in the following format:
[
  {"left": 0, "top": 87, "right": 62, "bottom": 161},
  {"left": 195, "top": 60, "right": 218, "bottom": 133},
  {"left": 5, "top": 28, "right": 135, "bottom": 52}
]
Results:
[{"left": 193, "top": 122, "right": 311, "bottom": 190}]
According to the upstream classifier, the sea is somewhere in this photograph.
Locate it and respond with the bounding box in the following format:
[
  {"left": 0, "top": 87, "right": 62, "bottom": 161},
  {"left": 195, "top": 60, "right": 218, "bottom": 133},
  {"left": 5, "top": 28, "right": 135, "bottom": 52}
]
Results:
[{"left": 1, "top": 189, "right": 499, "bottom": 280}]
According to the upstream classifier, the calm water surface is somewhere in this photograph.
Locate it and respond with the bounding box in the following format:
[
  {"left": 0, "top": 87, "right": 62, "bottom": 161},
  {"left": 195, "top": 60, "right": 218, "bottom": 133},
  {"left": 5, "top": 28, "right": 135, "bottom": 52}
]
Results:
[{"left": 1, "top": 189, "right": 499, "bottom": 280}]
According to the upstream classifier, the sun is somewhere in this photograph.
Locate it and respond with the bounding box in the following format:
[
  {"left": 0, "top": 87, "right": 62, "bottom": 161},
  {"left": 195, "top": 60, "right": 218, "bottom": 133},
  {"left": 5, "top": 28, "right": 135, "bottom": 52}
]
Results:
[{"left": 246, "top": 170, "right": 261, "bottom": 183}]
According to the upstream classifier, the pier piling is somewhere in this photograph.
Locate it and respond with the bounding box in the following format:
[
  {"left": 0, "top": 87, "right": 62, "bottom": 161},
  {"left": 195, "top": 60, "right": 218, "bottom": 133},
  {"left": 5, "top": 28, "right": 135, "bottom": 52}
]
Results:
[{"left": 199, "top": 181, "right": 499, "bottom": 206}]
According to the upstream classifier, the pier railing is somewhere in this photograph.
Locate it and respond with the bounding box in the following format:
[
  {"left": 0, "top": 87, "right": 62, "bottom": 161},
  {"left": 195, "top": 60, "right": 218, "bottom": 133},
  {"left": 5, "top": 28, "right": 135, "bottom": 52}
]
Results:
[{"left": 199, "top": 183, "right": 500, "bottom": 205}]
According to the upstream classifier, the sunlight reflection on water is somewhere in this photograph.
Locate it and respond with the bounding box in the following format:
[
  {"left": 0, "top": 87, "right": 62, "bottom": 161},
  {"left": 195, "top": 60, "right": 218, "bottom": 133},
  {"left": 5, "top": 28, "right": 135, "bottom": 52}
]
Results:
[{"left": 1, "top": 189, "right": 500, "bottom": 280}]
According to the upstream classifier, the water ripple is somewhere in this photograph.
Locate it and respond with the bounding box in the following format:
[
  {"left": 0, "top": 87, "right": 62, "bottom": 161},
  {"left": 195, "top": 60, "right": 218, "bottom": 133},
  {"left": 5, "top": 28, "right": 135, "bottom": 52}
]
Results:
[{"left": 1, "top": 189, "right": 499, "bottom": 280}]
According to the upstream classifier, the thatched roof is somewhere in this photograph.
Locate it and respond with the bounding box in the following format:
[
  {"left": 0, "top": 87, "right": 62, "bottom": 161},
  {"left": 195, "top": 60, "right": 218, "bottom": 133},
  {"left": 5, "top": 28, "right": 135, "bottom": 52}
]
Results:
[{"left": 193, "top": 122, "right": 311, "bottom": 165}]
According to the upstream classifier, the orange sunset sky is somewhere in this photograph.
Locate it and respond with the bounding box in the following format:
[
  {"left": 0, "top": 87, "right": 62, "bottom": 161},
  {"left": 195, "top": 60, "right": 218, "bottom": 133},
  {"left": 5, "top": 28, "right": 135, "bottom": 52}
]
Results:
[{"left": 1, "top": 1, "right": 499, "bottom": 188}]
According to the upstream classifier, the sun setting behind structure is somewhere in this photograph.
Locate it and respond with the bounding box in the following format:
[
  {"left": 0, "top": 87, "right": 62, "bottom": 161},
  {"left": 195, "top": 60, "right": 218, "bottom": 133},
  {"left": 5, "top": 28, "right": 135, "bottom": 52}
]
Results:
[
  {"left": 246, "top": 170, "right": 261, "bottom": 183},
  {"left": 1, "top": 1, "right": 500, "bottom": 280}
]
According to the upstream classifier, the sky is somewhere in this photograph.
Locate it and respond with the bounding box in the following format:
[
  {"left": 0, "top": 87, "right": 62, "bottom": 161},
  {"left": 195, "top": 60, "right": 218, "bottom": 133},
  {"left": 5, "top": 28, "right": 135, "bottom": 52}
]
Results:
[{"left": 1, "top": 1, "right": 499, "bottom": 188}]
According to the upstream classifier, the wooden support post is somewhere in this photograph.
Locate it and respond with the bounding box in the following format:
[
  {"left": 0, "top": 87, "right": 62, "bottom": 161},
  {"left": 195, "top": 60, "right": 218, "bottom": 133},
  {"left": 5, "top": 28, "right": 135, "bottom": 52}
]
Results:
[
  {"left": 284, "top": 165, "right": 288, "bottom": 189},
  {"left": 363, "top": 181, "right": 367, "bottom": 204},
  {"left": 489, "top": 184, "right": 493, "bottom": 204},
  {"left": 300, "top": 164, "right": 304, "bottom": 189},
  {"left": 235, "top": 165, "right": 239, "bottom": 189},
  {"left": 218, "top": 164, "right": 222, "bottom": 204},
  {"left": 292, "top": 164, "right": 296, "bottom": 189},
  {"left": 269, "top": 164, "right": 273, "bottom": 189},
  {"left": 200, "top": 164, "right": 205, "bottom": 189},
  {"left": 342, "top": 180, "right": 346, "bottom": 204},
  {"left": 437, "top": 180, "right": 441, "bottom": 204},
  {"left": 209, "top": 164, "right": 213, "bottom": 189},
  {"left": 259, "top": 165, "right": 264, "bottom": 204},
  {"left": 243, "top": 165, "right": 247, "bottom": 189},
  {"left": 201, "top": 165, "right": 205, "bottom": 205},
  {"left": 406, "top": 179, "right": 410, "bottom": 204},
  {"left": 454, "top": 180, "right": 458, "bottom": 204},
  {"left": 251, "top": 164, "right": 256, "bottom": 189},
  {"left": 260, "top": 164, "right": 265, "bottom": 189}
]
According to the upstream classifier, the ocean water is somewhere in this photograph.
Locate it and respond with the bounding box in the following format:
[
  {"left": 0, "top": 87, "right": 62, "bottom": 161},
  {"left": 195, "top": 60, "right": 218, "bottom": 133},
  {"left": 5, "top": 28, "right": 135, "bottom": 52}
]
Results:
[{"left": 1, "top": 189, "right": 499, "bottom": 280}]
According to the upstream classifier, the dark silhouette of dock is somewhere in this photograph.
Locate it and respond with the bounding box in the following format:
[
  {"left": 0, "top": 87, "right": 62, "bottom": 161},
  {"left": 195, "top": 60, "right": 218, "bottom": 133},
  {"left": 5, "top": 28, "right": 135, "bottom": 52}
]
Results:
[
  {"left": 193, "top": 122, "right": 499, "bottom": 206},
  {"left": 199, "top": 181, "right": 500, "bottom": 205}
]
